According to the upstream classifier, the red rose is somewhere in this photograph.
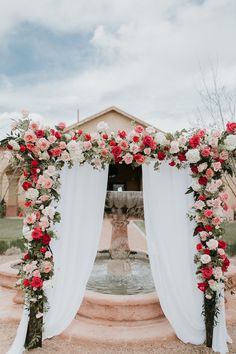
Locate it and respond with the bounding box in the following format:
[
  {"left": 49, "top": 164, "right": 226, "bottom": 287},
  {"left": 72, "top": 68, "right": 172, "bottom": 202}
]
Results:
[
  {"left": 42, "top": 234, "right": 51, "bottom": 245},
  {"left": 133, "top": 136, "right": 139, "bottom": 143},
  {"left": 157, "top": 151, "right": 166, "bottom": 160},
  {"left": 23, "top": 253, "right": 30, "bottom": 260},
  {"left": 194, "top": 226, "right": 204, "bottom": 235},
  {"left": 50, "top": 148, "right": 62, "bottom": 157},
  {"left": 24, "top": 201, "right": 32, "bottom": 208},
  {"left": 189, "top": 134, "right": 200, "bottom": 148},
  {"left": 85, "top": 134, "right": 91, "bottom": 141},
  {"left": 205, "top": 225, "right": 213, "bottom": 232},
  {"left": 112, "top": 146, "right": 122, "bottom": 158},
  {"left": 7, "top": 144, "right": 13, "bottom": 150},
  {"left": 204, "top": 249, "right": 210, "bottom": 255},
  {"left": 78, "top": 129, "right": 83, "bottom": 136},
  {"left": 40, "top": 247, "right": 47, "bottom": 253},
  {"left": 201, "top": 267, "right": 213, "bottom": 279},
  {"left": 197, "top": 282, "right": 208, "bottom": 292},
  {"left": 196, "top": 243, "right": 203, "bottom": 251},
  {"left": 55, "top": 131, "right": 62, "bottom": 139},
  {"left": 31, "top": 160, "right": 39, "bottom": 168},
  {"left": 22, "top": 181, "right": 32, "bottom": 191},
  {"left": 198, "top": 195, "right": 206, "bottom": 201},
  {"left": 178, "top": 153, "right": 186, "bottom": 161},
  {"left": 169, "top": 161, "right": 176, "bottom": 167},
  {"left": 198, "top": 176, "right": 208, "bottom": 185},
  {"left": 31, "top": 276, "right": 43, "bottom": 289},
  {"left": 226, "top": 122, "right": 236, "bottom": 133},
  {"left": 23, "top": 169, "right": 29, "bottom": 177},
  {"left": 32, "top": 227, "right": 43, "bottom": 240},
  {"left": 134, "top": 153, "right": 145, "bottom": 165},
  {"left": 118, "top": 130, "right": 127, "bottom": 139},
  {"left": 218, "top": 240, "right": 227, "bottom": 250},
  {"left": 109, "top": 140, "right": 116, "bottom": 147},
  {"left": 36, "top": 130, "right": 45, "bottom": 138},
  {"left": 102, "top": 133, "right": 108, "bottom": 140},
  {"left": 222, "top": 257, "right": 230, "bottom": 272},
  {"left": 143, "top": 135, "right": 154, "bottom": 147},
  {"left": 191, "top": 165, "right": 198, "bottom": 174},
  {"left": 23, "top": 279, "right": 30, "bottom": 288},
  {"left": 72, "top": 135, "right": 77, "bottom": 141},
  {"left": 20, "top": 145, "right": 26, "bottom": 152},
  {"left": 50, "top": 129, "right": 55, "bottom": 136}
]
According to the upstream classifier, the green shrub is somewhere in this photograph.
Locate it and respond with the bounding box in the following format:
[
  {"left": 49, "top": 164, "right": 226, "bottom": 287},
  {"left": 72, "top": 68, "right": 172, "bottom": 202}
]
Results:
[
  {"left": 10, "top": 239, "right": 25, "bottom": 252},
  {"left": 0, "top": 199, "right": 6, "bottom": 218},
  {"left": 227, "top": 243, "right": 236, "bottom": 257},
  {"left": 0, "top": 240, "right": 8, "bottom": 254}
]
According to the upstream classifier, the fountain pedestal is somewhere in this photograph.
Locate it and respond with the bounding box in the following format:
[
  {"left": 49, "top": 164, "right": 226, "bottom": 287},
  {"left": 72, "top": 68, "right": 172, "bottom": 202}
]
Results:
[{"left": 110, "top": 214, "right": 130, "bottom": 259}]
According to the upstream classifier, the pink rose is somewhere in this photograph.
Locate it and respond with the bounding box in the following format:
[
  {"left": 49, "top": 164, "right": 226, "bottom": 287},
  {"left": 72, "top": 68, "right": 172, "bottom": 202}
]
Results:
[
  {"left": 134, "top": 125, "right": 144, "bottom": 134},
  {"left": 219, "top": 150, "right": 229, "bottom": 160},
  {"left": 24, "top": 130, "right": 37, "bottom": 143},
  {"left": 144, "top": 147, "right": 151, "bottom": 155},
  {"left": 123, "top": 153, "right": 134, "bottom": 164},
  {"left": 44, "top": 178, "right": 53, "bottom": 189},
  {"left": 100, "top": 149, "right": 108, "bottom": 157},
  {"left": 212, "top": 217, "right": 221, "bottom": 226},
  {"left": 206, "top": 168, "right": 214, "bottom": 178},
  {"left": 57, "top": 122, "right": 66, "bottom": 130},
  {"left": 61, "top": 151, "right": 71, "bottom": 161},
  {"left": 43, "top": 261, "right": 52, "bottom": 273},
  {"left": 219, "top": 192, "right": 228, "bottom": 201},
  {"left": 37, "top": 138, "right": 50, "bottom": 151},
  {"left": 204, "top": 209, "right": 213, "bottom": 218},
  {"left": 45, "top": 251, "right": 52, "bottom": 258},
  {"left": 118, "top": 140, "right": 129, "bottom": 150},
  {"left": 83, "top": 141, "right": 92, "bottom": 150},
  {"left": 33, "top": 270, "right": 41, "bottom": 277},
  {"left": 48, "top": 135, "right": 57, "bottom": 144},
  {"left": 25, "top": 214, "right": 36, "bottom": 224},
  {"left": 59, "top": 141, "right": 67, "bottom": 149},
  {"left": 201, "top": 146, "right": 211, "bottom": 157},
  {"left": 29, "top": 122, "right": 40, "bottom": 131},
  {"left": 212, "top": 162, "right": 221, "bottom": 171}
]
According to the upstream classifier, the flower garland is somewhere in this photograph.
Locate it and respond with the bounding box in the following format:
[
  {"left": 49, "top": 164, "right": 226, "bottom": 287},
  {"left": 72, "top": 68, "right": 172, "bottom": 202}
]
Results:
[{"left": 1, "top": 114, "right": 236, "bottom": 349}]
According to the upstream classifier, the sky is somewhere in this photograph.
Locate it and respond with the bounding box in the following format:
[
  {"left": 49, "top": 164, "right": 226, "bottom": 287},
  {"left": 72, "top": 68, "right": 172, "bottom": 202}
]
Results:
[{"left": 0, "top": 0, "right": 236, "bottom": 138}]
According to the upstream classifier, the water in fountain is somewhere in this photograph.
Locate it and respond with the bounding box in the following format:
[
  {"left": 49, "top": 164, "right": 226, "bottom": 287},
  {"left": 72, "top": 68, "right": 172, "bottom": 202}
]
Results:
[{"left": 86, "top": 251, "right": 155, "bottom": 295}]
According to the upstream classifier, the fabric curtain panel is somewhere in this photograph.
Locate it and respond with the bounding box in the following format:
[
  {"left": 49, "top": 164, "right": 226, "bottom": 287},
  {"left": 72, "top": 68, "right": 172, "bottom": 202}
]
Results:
[
  {"left": 7, "top": 163, "right": 108, "bottom": 354},
  {"left": 142, "top": 162, "right": 230, "bottom": 354}
]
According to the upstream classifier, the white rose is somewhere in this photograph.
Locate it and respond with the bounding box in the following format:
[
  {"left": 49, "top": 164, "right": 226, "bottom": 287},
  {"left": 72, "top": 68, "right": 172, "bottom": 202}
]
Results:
[
  {"left": 192, "top": 179, "right": 201, "bottom": 192},
  {"left": 42, "top": 206, "right": 55, "bottom": 219},
  {"left": 97, "top": 121, "right": 109, "bottom": 132},
  {"left": 155, "top": 132, "right": 168, "bottom": 146},
  {"left": 39, "top": 151, "right": 50, "bottom": 160},
  {"left": 186, "top": 149, "right": 201, "bottom": 163},
  {"left": 170, "top": 141, "right": 179, "bottom": 153},
  {"left": 224, "top": 135, "right": 236, "bottom": 151},
  {"left": 198, "top": 163, "right": 207, "bottom": 173},
  {"left": 8, "top": 140, "right": 20, "bottom": 150},
  {"left": 213, "top": 267, "right": 223, "bottom": 280},
  {"left": 201, "top": 254, "right": 211, "bottom": 264},
  {"left": 213, "top": 207, "right": 224, "bottom": 217},
  {"left": 206, "top": 239, "right": 218, "bottom": 250},
  {"left": 146, "top": 126, "right": 156, "bottom": 134},
  {"left": 194, "top": 200, "right": 205, "bottom": 210},
  {"left": 25, "top": 188, "right": 39, "bottom": 200}
]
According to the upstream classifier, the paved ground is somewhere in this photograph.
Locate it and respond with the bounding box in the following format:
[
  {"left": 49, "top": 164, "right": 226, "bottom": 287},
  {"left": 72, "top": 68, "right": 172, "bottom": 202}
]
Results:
[{"left": 1, "top": 321, "right": 236, "bottom": 354}]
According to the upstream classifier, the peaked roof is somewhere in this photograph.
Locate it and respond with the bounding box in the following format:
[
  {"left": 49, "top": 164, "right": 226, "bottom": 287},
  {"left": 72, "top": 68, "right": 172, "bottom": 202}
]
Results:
[{"left": 66, "top": 106, "right": 160, "bottom": 132}]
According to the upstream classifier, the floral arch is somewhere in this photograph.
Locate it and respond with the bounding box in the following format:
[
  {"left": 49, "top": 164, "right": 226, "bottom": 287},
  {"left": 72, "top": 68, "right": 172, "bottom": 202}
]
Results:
[{"left": 1, "top": 113, "right": 236, "bottom": 351}]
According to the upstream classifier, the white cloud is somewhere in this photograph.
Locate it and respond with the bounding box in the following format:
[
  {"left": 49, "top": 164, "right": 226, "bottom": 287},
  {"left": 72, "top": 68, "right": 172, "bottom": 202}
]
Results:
[{"left": 0, "top": 0, "right": 236, "bottom": 134}]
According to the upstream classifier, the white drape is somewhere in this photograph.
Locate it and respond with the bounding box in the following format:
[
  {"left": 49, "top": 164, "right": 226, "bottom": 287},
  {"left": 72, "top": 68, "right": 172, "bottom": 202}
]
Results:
[
  {"left": 142, "top": 162, "right": 230, "bottom": 354},
  {"left": 7, "top": 163, "right": 108, "bottom": 354}
]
